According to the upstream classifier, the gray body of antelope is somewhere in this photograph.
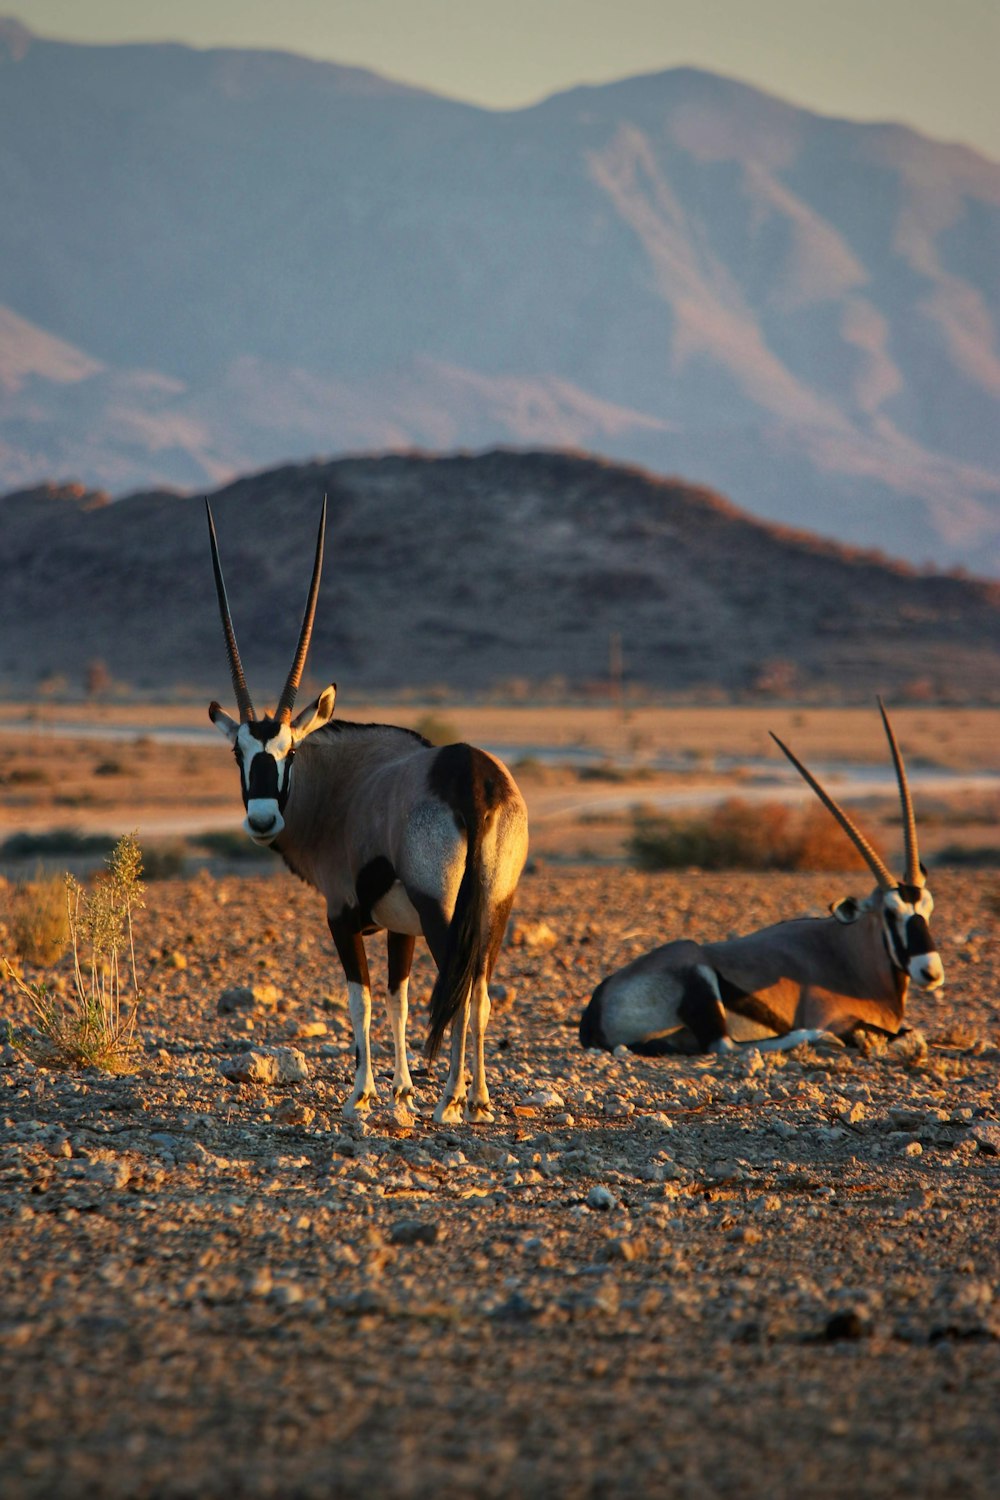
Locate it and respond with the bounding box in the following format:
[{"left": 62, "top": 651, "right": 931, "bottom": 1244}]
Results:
[
  {"left": 206, "top": 499, "right": 528, "bottom": 1123},
  {"left": 580, "top": 704, "right": 944, "bottom": 1056}
]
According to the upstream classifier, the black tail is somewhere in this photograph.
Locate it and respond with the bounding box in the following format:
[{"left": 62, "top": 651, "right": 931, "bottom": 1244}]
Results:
[{"left": 426, "top": 746, "right": 496, "bottom": 1062}]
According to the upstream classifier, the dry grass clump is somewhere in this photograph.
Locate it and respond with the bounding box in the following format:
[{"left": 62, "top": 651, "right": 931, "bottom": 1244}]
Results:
[
  {"left": 7, "top": 870, "right": 69, "bottom": 966},
  {"left": 628, "top": 799, "right": 873, "bottom": 873},
  {"left": 2, "top": 833, "right": 145, "bottom": 1072},
  {"left": 412, "top": 711, "right": 459, "bottom": 746}
]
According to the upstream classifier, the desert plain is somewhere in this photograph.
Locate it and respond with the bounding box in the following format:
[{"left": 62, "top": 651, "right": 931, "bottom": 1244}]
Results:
[{"left": 1, "top": 702, "right": 999, "bottom": 1498}]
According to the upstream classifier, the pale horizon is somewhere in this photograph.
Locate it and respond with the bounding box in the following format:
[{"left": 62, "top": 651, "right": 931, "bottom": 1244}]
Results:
[{"left": 9, "top": 0, "right": 1000, "bottom": 161}]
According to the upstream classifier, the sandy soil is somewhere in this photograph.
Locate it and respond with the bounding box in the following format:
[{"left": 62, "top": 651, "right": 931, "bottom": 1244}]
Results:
[{"left": 1, "top": 863, "right": 999, "bottom": 1499}]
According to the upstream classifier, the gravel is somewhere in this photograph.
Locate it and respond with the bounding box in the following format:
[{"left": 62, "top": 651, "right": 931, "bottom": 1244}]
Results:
[{"left": 1, "top": 865, "right": 999, "bottom": 1497}]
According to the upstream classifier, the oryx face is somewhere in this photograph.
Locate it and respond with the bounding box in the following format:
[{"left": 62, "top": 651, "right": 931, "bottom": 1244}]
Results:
[
  {"left": 881, "top": 884, "right": 944, "bottom": 991},
  {"left": 213, "top": 712, "right": 296, "bottom": 844},
  {"left": 773, "top": 699, "right": 944, "bottom": 996},
  {"left": 205, "top": 497, "right": 336, "bottom": 847}
]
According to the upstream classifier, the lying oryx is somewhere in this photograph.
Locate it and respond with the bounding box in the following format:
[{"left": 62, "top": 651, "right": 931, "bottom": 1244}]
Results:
[
  {"left": 580, "top": 703, "right": 944, "bottom": 1055},
  {"left": 206, "top": 499, "right": 528, "bottom": 1122}
]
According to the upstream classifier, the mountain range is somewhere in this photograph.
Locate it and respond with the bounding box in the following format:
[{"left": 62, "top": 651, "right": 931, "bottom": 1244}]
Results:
[
  {"left": 1, "top": 19, "right": 999, "bottom": 572},
  {"left": 3, "top": 452, "right": 998, "bottom": 702}
]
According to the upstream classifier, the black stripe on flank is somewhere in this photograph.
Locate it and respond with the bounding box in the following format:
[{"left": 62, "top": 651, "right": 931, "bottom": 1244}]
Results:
[
  {"left": 333, "top": 856, "right": 398, "bottom": 934},
  {"left": 356, "top": 856, "right": 397, "bottom": 926},
  {"left": 716, "top": 972, "right": 790, "bottom": 1036}
]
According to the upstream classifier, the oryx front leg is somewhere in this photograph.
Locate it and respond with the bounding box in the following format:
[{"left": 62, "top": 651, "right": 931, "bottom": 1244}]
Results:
[
  {"left": 748, "top": 1028, "right": 838, "bottom": 1053},
  {"left": 433, "top": 997, "right": 470, "bottom": 1125},
  {"left": 465, "top": 975, "right": 493, "bottom": 1123},
  {"left": 386, "top": 932, "right": 416, "bottom": 1107},
  {"left": 329, "top": 920, "right": 378, "bottom": 1117}
]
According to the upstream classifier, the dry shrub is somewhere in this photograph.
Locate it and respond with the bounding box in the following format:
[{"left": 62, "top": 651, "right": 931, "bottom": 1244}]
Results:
[
  {"left": 412, "top": 712, "right": 459, "bottom": 747},
  {"left": 629, "top": 798, "right": 875, "bottom": 873},
  {"left": 8, "top": 871, "right": 69, "bottom": 966},
  {"left": 2, "top": 833, "right": 145, "bottom": 1072}
]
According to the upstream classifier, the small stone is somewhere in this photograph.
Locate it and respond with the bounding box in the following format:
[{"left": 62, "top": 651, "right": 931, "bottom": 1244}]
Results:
[
  {"left": 217, "top": 983, "right": 282, "bottom": 1016},
  {"left": 219, "top": 1046, "right": 310, "bottom": 1085},
  {"left": 600, "top": 1234, "right": 648, "bottom": 1262},
  {"left": 902, "top": 1140, "right": 923, "bottom": 1157},
  {"left": 727, "top": 1224, "right": 763, "bottom": 1246},
  {"left": 971, "top": 1122, "right": 1000, "bottom": 1155},
  {"left": 587, "top": 1185, "right": 617, "bottom": 1212},
  {"left": 824, "top": 1308, "right": 871, "bottom": 1341},
  {"left": 388, "top": 1219, "right": 439, "bottom": 1246},
  {"left": 521, "top": 1088, "right": 565, "bottom": 1109},
  {"left": 273, "top": 1098, "right": 316, "bottom": 1128},
  {"left": 506, "top": 920, "right": 557, "bottom": 950}
]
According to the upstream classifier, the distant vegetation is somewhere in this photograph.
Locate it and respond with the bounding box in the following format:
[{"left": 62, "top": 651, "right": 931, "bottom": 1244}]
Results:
[
  {"left": 0, "top": 829, "right": 116, "bottom": 861},
  {"left": 628, "top": 799, "right": 872, "bottom": 873}
]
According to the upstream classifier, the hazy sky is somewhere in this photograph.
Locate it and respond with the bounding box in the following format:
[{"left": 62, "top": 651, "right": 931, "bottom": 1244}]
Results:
[{"left": 11, "top": 0, "right": 1000, "bottom": 161}]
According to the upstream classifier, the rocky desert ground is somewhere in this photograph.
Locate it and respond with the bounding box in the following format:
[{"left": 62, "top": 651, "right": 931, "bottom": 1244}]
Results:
[
  {"left": 1, "top": 704, "right": 999, "bottom": 1497},
  {"left": 2, "top": 858, "right": 999, "bottom": 1499}
]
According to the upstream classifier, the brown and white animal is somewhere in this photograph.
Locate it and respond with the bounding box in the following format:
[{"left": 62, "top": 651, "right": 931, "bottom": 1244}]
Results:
[
  {"left": 206, "top": 499, "right": 528, "bottom": 1122},
  {"left": 579, "top": 703, "right": 944, "bottom": 1056}
]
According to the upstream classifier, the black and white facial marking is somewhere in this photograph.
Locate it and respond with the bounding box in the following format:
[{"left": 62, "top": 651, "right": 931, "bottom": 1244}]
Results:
[
  {"left": 211, "top": 712, "right": 295, "bottom": 843},
  {"left": 881, "top": 884, "right": 943, "bottom": 991},
  {"left": 210, "top": 685, "right": 338, "bottom": 845}
]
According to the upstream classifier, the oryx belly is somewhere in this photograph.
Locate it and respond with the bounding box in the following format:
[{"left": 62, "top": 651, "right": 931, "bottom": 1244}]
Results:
[{"left": 371, "top": 880, "right": 424, "bottom": 937}]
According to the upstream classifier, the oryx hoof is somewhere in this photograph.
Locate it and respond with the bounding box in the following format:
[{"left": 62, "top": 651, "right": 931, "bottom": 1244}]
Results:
[
  {"left": 433, "top": 1096, "right": 466, "bottom": 1125},
  {"left": 343, "top": 1089, "right": 377, "bottom": 1118},
  {"left": 464, "top": 1100, "right": 494, "bottom": 1125},
  {"left": 392, "top": 1084, "right": 416, "bottom": 1106}
]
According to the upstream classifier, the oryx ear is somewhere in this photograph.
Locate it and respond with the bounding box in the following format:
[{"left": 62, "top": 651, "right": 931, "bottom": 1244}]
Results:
[
  {"left": 831, "top": 896, "right": 862, "bottom": 924},
  {"left": 209, "top": 701, "right": 240, "bottom": 744},
  {"left": 291, "top": 683, "right": 337, "bottom": 742}
]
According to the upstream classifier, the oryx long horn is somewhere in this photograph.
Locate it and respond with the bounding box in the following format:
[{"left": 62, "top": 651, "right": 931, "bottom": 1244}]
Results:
[
  {"left": 206, "top": 499, "right": 255, "bottom": 723},
  {"left": 275, "top": 496, "right": 327, "bottom": 724},
  {"left": 770, "top": 731, "right": 895, "bottom": 890},
  {"left": 878, "top": 696, "right": 922, "bottom": 887}
]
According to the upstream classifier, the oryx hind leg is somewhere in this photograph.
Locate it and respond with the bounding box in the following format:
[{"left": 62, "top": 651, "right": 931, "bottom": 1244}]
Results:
[
  {"left": 679, "top": 965, "right": 735, "bottom": 1055},
  {"left": 465, "top": 973, "right": 493, "bottom": 1123},
  {"left": 386, "top": 931, "right": 416, "bottom": 1106},
  {"left": 464, "top": 893, "right": 512, "bottom": 1123},
  {"left": 433, "top": 996, "right": 470, "bottom": 1125},
  {"left": 329, "top": 919, "right": 378, "bottom": 1116}
]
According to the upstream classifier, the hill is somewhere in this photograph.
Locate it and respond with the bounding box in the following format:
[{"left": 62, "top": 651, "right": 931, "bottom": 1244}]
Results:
[
  {"left": 2, "top": 451, "right": 997, "bottom": 702},
  {"left": 1, "top": 21, "right": 999, "bottom": 571}
]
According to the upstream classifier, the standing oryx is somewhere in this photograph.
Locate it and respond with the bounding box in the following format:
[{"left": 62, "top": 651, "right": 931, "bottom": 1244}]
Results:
[
  {"left": 206, "top": 498, "right": 528, "bottom": 1123},
  {"left": 580, "top": 702, "right": 944, "bottom": 1055}
]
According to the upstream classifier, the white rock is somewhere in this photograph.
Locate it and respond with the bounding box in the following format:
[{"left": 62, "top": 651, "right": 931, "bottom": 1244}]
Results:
[
  {"left": 521, "top": 1088, "right": 565, "bottom": 1109},
  {"left": 219, "top": 1046, "right": 310, "bottom": 1085}
]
